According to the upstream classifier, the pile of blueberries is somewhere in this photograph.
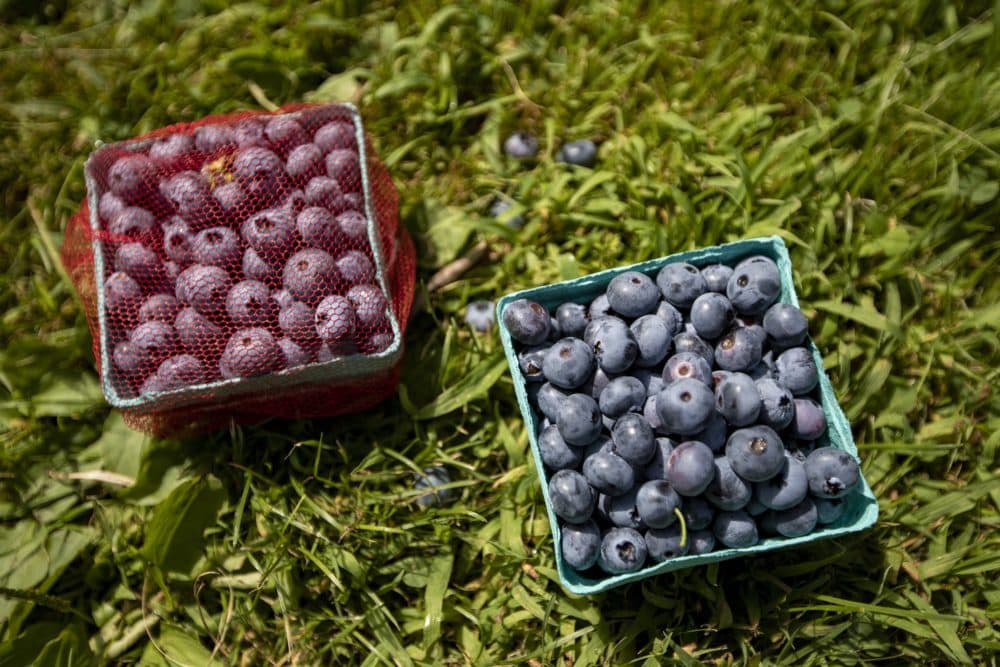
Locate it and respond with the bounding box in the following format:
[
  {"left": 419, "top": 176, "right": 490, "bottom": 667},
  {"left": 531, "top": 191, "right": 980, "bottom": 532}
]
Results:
[
  {"left": 97, "top": 108, "right": 392, "bottom": 399},
  {"left": 502, "top": 255, "right": 862, "bottom": 577}
]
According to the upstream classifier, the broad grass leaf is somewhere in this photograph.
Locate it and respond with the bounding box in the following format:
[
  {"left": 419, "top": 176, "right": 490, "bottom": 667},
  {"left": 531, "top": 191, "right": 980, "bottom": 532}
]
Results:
[
  {"left": 141, "top": 476, "right": 226, "bottom": 575},
  {"left": 141, "top": 624, "right": 222, "bottom": 667},
  {"left": 410, "top": 354, "right": 507, "bottom": 420}
]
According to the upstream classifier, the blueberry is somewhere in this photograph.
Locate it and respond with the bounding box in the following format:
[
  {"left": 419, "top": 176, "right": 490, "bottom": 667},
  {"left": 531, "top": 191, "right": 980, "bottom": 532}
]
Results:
[
  {"left": 665, "top": 441, "right": 715, "bottom": 496},
  {"left": 654, "top": 300, "right": 684, "bottom": 335},
  {"left": 534, "top": 382, "right": 570, "bottom": 422},
  {"left": 746, "top": 497, "right": 769, "bottom": 517},
  {"left": 727, "top": 255, "right": 781, "bottom": 316},
  {"left": 775, "top": 347, "right": 818, "bottom": 395},
  {"left": 631, "top": 368, "right": 664, "bottom": 398},
  {"left": 714, "top": 327, "right": 763, "bottom": 372},
  {"left": 192, "top": 226, "right": 242, "bottom": 270},
  {"left": 599, "top": 376, "right": 646, "bottom": 418},
  {"left": 588, "top": 293, "right": 613, "bottom": 320},
  {"left": 763, "top": 302, "right": 808, "bottom": 348},
  {"left": 292, "top": 207, "right": 338, "bottom": 252},
  {"left": 148, "top": 133, "right": 195, "bottom": 162},
  {"left": 582, "top": 451, "right": 635, "bottom": 496},
  {"left": 194, "top": 124, "right": 236, "bottom": 153},
  {"left": 635, "top": 480, "right": 680, "bottom": 529},
  {"left": 336, "top": 210, "right": 369, "bottom": 247},
  {"left": 643, "top": 395, "right": 669, "bottom": 435},
  {"left": 211, "top": 182, "right": 246, "bottom": 215},
  {"left": 755, "top": 377, "right": 795, "bottom": 430},
  {"left": 610, "top": 413, "right": 656, "bottom": 466},
  {"left": 538, "top": 424, "right": 584, "bottom": 471},
  {"left": 789, "top": 398, "right": 827, "bottom": 440},
  {"left": 748, "top": 362, "right": 774, "bottom": 381},
  {"left": 113, "top": 340, "right": 144, "bottom": 375},
  {"left": 583, "top": 434, "right": 614, "bottom": 460},
  {"left": 656, "top": 379, "right": 715, "bottom": 435},
  {"left": 726, "top": 425, "right": 786, "bottom": 482},
  {"left": 107, "top": 154, "right": 157, "bottom": 202},
  {"left": 242, "top": 247, "right": 279, "bottom": 285},
  {"left": 805, "top": 446, "right": 860, "bottom": 499},
  {"left": 701, "top": 264, "right": 733, "bottom": 293},
  {"left": 226, "top": 280, "right": 278, "bottom": 328},
  {"left": 641, "top": 437, "right": 675, "bottom": 480},
  {"left": 713, "top": 510, "right": 759, "bottom": 548},
  {"left": 555, "top": 302, "right": 589, "bottom": 339},
  {"left": 163, "top": 218, "right": 195, "bottom": 266},
  {"left": 736, "top": 319, "right": 769, "bottom": 350},
  {"left": 688, "top": 529, "right": 716, "bottom": 555},
  {"left": 814, "top": 497, "right": 847, "bottom": 524},
  {"left": 605, "top": 488, "right": 646, "bottom": 530},
  {"left": 347, "top": 284, "right": 389, "bottom": 330},
  {"left": 160, "top": 171, "right": 213, "bottom": 221},
  {"left": 285, "top": 143, "right": 325, "bottom": 180},
  {"left": 114, "top": 242, "right": 164, "bottom": 284},
  {"left": 241, "top": 206, "right": 297, "bottom": 261},
  {"left": 644, "top": 525, "right": 688, "bottom": 562},
  {"left": 488, "top": 196, "right": 526, "bottom": 228},
  {"left": 557, "top": 139, "right": 598, "bottom": 168},
  {"left": 681, "top": 495, "right": 715, "bottom": 530},
  {"left": 598, "top": 527, "right": 646, "bottom": 573},
  {"left": 774, "top": 497, "right": 818, "bottom": 537},
  {"left": 714, "top": 372, "right": 761, "bottom": 427},
  {"left": 690, "top": 292, "right": 735, "bottom": 340},
  {"left": 502, "top": 299, "right": 551, "bottom": 345},
  {"left": 220, "top": 327, "right": 283, "bottom": 379},
  {"left": 326, "top": 149, "right": 362, "bottom": 192},
  {"left": 315, "top": 294, "right": 357, "bottom": 344},
  {"left": 464, "top": 300, "right": 495, "bottom": 333},
  {"left": 415, "top": 466, "right": 455, "bottom": 508},
  {"left": 672, "top": 332, "right": 714, "bottom": 367},
  {"left": 233, "top": 119, "right": 268, "bottom": 148},
  {"left": 343, "top": 192, "right": 364, "bottom": 211},
  {"left": 557, "top": 393, "right": 602, "bottom": 446},
  {"left": 314, "top": 121, "right": 357, "bottom": 153},
  {"left": 548, "top": 469, "right": 596, "bottom": 523},
  {"left": 586, "top": 316, "right": 638, "bottom": 374},
  {"left": 755, "top": 454, "right": 808, "bottom": 511},
  {"left": 175, "top": 264, "right": 231, "bottom": 316},
  {"left": 517, "top": 345, "right": 548, "bottom": 383},
  {"left": 232, "top": 147, "right": 285, "bottom": 202},
  {"left": 274, "top": 301, "right": 316, "bottom": 348},
  {"left": 705, "top": 457, "right": 752, "bottom": 511},
  {"left": 656, "top": 262, "right": 707, "bottom": 308},
  {"left": 581, "top": 366, "right": 614, "bottom": 401},
  {"left": 630, "top": 315, "right": 672, "bottom": 368},
  {"left": 98, "top": 192, "right": 126, "bottom": 222},
  {"left": 662, "top": 352, "right": 713, "bottom": 386},
  {"left": 129, "top": 321, "right": 180, "bottom": 367},
  {"left": 335, "top": 250, "right": 375, "bottom": 286},
  {"left": 283, "top": 249, "right": 338, "bottom": 305},
  {"left": 264, "top": 116, "right": 308, "bottom": 155},
  {"left": 692, "top": 411, "right": 728, "bottom": 454},
  {"left": 138, "top": 294, "right": 180, "bottom": 324},
  {"left": 277, "top": 337, "right": 313, "bottom": 368},
  {"left": 560, "top": 520, "right": 602, "bottom": 571},
  {"left": 607, "top": 271, "right": 660, "bottom": 318},
  {"left": 304, "top": 177, "right": 346, "bottom": 215},
  {"left": 109, "top": 207, "right": 156, "bottom": 239},
  {"left": 148, "top": 354, "right": 205, "bottom": 393},
  {"left": 175, "top": 306, "right": 225, "bottom": 352},
  {"left": 503, "top": 131, "right": 539, "bottom": 159}
]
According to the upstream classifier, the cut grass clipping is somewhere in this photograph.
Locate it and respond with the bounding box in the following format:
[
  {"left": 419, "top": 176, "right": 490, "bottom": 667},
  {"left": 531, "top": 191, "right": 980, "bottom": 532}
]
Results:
[{"left": 1, "top": 1, "right": 998, "bottom": 665}]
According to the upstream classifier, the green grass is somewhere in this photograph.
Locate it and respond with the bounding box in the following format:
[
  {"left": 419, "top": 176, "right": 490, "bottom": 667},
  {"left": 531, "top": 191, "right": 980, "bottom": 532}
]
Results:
[{"left": 1, "top": 0, "right": 999, "bottom": 664}]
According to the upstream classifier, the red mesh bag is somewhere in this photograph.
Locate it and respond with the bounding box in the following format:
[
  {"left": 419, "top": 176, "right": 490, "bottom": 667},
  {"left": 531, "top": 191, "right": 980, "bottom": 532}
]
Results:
[{"left": 61, "top": 103, "right": 415, "bottom": 437}]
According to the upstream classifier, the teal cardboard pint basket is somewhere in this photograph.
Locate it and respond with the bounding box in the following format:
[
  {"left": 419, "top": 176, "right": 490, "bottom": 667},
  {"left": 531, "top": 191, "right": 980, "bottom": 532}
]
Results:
[{"left": 497, "top": 236, "right": 878, "bottom": 595}]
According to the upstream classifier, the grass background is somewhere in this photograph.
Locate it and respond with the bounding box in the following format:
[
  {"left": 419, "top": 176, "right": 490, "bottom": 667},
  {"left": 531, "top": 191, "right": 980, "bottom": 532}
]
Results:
[{"left": 1, "top": 0, "right": 999, "bottom": 664}]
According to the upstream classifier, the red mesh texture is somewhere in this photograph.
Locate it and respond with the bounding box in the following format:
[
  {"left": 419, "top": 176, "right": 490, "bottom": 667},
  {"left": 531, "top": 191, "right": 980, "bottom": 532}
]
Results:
[{"left": 61, "top": 103, "right": 415, "bottom": 437}]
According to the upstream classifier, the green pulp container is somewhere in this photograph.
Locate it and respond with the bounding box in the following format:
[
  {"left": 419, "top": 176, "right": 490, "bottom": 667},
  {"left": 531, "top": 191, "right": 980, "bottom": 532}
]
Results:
[{"left": 497, "top": 236, "right": 879, "bottom": 595}]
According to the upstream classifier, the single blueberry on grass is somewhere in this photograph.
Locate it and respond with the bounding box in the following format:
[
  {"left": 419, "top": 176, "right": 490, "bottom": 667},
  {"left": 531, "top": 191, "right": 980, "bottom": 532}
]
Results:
[
  {"left": 726, "top": 425, "right": 786, "bottom": 482},
  {"left": 713, "top": 510, "right": 759, "bottom": 548},
  {"left": 548, "top": 469, "right": 595, "bottom": 524},
  {"left": 805, "top": 447, "right": 860, "bottom": 499},
  {"left": 489, "top": 196, "right": 526, "bottom": 228},
  {"left": 557, "top": 393, "right": 603, "bottom": 446},
  {"left": 656, "top": 262, "right": 707, "bottom": 308},
  {"left": 607, "top": 271, "right": 660, "bottom": 318},
  {"left": 503, "top": 131, "right": 539, "bottom": 159},
  {"left": 415, "top": 466, "right": 455, "bottom": 508},
  {"left": 502, "top": 298, "right": 551, "bottom": 345},
  {"left": 464, "top": 300, "right": 495, "bottom": 333},
  {"left": 561, "top": 520, "right": 602, "bottom": 571},
  {"left": 665, "top": 441, "right": 715, "bottom": 496},
  {"left": 598, "top": 527, "right": 647, "bottom": 574},
  {"left": 542, "top": 338, "right": 595, "bottom": 389}
]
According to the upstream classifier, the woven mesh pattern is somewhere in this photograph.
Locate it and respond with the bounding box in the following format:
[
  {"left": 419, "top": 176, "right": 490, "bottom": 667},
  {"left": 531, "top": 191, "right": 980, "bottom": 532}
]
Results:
[{"left": 61, "top": 103, "right": 415, "bottom": 437}]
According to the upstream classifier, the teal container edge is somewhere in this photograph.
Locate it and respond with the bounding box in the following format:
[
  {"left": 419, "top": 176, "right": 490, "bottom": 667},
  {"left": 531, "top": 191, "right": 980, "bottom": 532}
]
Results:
[{"left": 496, "top": 236, "right": 879, "bottom": 596}]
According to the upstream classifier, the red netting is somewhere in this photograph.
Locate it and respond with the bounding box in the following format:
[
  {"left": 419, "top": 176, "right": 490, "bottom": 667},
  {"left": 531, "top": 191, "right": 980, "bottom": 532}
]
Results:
[{"left": 61, "top": 103, "right": 415, "bottom": 437}]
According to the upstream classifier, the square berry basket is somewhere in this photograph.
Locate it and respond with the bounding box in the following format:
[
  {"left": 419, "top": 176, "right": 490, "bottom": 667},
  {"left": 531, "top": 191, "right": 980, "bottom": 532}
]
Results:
[
  {"left": 497, "top": 236, "right": 878, "bottom": 595},
  {"left": 62, "top": 103, "right": 416, "bottom": 436}
]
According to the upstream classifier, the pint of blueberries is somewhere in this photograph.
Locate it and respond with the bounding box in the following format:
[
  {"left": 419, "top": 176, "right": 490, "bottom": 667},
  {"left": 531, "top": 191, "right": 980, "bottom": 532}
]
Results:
[{"left": 502, "top": 254, "right": 862, "bottom": 578}]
